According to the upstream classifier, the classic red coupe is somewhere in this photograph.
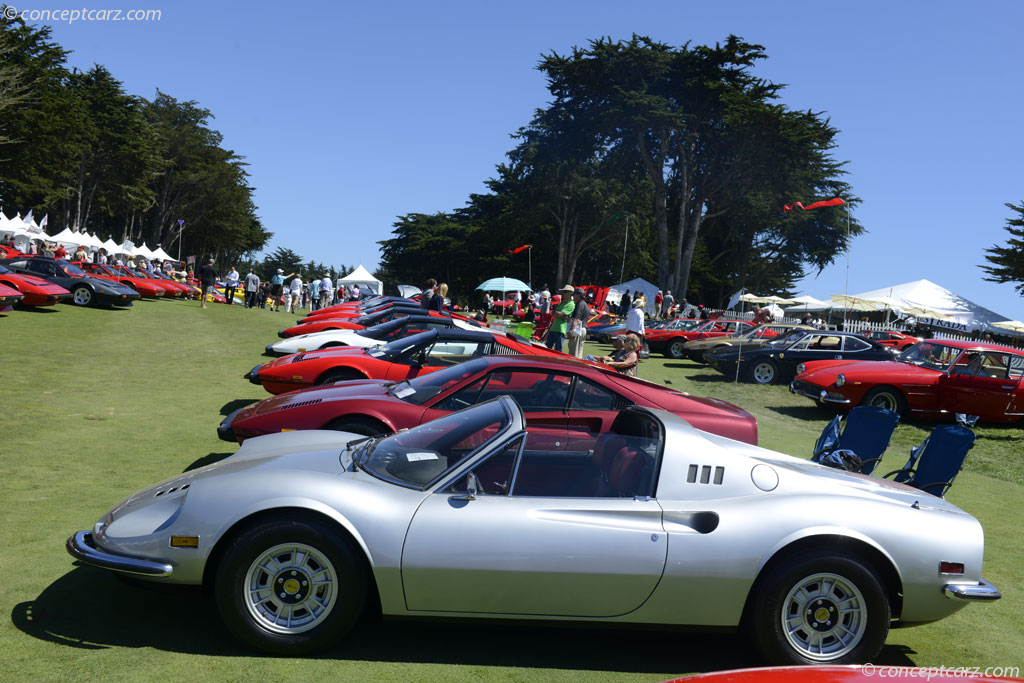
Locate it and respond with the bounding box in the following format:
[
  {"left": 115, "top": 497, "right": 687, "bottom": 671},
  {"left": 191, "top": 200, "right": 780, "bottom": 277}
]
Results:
[
  {"left": 791, "top": 339, "right": 1024, "bottom": 422},
  {"left": 76, "top": 262, "right": 169, "bottom": 298},
  {"left": 222, "top": 354, "right": 759, "bottom": 445},
  {"left": 280, "top": 307, "right": 452, "bottom": 338},
  {"left": 864, "top": 329, "right": 920, "bottom": 351},
  {"left": 0, "top": 264, "right": 70, "bottom": 306},
  {"left": 650, "top": 318, "right": 754, "bottom": 359},
  {"left": 249, "top": 328, "right": 570, "bottom": 395}
]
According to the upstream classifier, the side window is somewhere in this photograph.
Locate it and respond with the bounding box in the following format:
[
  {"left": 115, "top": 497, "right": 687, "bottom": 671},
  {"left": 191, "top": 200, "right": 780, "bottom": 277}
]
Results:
[
  {"left": 569, "top": 377, "right": 628, "bottom": 412},
  {"left": 511, "top": 432, "right": 655, "bottom": 498},
  {"left": 790, "top": 334, "right": 818, "bottom": 351},
  {"left": 1009, "top": 355, "right": 1024, "bottom": 380},
  {"left": 479, "top": 370, "right": 572, "bottom": 411},
  {"left": 27, "top": 260, "right": 53, "bottom": 276},
  {"left": 423, "top": 340, "right": 492, "bottom": 366},
  {"left": 432, "top": 377, "right": 486, "bottom": 412},
  {"left": 842, "top": 337, "right": 871, "bottom": 351},
  {"left": 445, "top": 436, "right": 521, "bottom": 496}
]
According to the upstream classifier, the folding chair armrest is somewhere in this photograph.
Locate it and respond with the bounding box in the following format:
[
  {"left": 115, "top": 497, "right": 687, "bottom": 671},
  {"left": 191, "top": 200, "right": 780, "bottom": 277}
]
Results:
[
  {"left": 882, "top": 468, "right": 913, "bottom": 480},
  {"left": 913, "top": 480, "right": 952, "bottom": 497}
]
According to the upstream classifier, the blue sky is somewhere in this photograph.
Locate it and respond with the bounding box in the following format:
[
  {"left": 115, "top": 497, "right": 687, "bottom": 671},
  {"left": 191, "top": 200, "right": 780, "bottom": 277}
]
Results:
[{"left": 23, "top": 0, "right": 1024, "bottom": 318}]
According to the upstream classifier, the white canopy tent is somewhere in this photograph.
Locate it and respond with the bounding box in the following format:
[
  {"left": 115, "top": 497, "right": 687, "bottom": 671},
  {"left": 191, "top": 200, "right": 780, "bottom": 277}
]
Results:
[
  {"left": 608, "top": 277, "right": 660, "bottom": 316},
  {"left": 853, "top": 280, "right": 1006, "bottom": 329},
  {"left": 337, "top": 264, "right": 383, "bottom": 295},
  {"left": 102, "top": 238, "right": 122, "bottom": 254},
  {"left": 50, "top": 227, "right": 85, "bottom": 247},
  {"left": 151, "top": 246, "right": 174, "bottom": 261}
]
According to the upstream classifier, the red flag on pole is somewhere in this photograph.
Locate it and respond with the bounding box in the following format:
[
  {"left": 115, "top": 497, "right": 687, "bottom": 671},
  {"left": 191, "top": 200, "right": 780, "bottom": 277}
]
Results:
[
  {"left": 784, "top": 197, "right": 846, "bottom": 212},
  {"left": 507, "top": 244, "right": 531, "bottom": 254}
]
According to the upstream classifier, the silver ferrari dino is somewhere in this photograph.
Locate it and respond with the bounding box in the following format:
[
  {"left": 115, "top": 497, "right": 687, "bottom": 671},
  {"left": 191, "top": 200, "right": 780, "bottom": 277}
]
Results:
[{"left": 67, "top": 397, "right": 999, "bottom": 663}]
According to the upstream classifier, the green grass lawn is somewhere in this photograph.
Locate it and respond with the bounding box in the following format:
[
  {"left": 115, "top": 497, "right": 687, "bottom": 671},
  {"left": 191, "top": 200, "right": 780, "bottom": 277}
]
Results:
[{"left": 2, "top": 301, "right": 1021, "bottom": 682}]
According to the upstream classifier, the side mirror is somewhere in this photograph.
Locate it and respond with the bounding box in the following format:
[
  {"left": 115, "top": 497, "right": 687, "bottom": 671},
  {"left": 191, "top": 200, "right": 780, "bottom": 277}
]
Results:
[{"left": 466, "top": 471, "right": 479, "bottom": 497}]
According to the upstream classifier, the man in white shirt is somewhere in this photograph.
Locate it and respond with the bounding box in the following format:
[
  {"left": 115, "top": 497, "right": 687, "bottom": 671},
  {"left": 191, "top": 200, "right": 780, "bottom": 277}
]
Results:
[
  {"left": 224, "top": 267, "right": 240, "bottom": 305},
  {"left": 626, "top": 298, "right": 646, "bottom": 341},
  {"left": 319, "top": 274, "right": 333, "bottom": 310},
  {"left": 287, "top": 274, "right": 303, "bottom": 313}
]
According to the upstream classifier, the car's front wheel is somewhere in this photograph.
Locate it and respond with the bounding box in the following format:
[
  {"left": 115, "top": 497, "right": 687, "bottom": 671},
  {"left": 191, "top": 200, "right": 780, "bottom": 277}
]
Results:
[
  {"left": 746, "top": 550, "right": 890, "bottom": 664},
  {"left": 749, "top": 359, "right": 778, "bottom": 384},
  {"left": 666, "top": 338, "right": 686, "bottom": 359},
  {"left": 861, "top": 386, "right": 906, "bottom": 417},
  {"left": 215, "top": 516, "right": 367, "bottom": 655},
  {"left": 71, "top": 285, "right": 93, "bottom": 307}
]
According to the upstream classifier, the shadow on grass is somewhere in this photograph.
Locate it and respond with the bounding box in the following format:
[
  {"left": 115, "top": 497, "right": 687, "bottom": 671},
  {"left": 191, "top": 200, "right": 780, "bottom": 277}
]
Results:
[
  {"left": 13, "top": 305, "right": 60, "bottom": 313},
  {"left": 663, "top": 362, "right": 704, "bottom": 370},
  {"left": 766, "top": 405, "right": 834, "bottom": 421},
  {"left": 219, "top": 398, "right": 258, "bottom": 416},
  {"left": 11, "top": 566, "right": 920, "bottom": 668},
  {"left": 184, "top": 452, "right": 234, "bottom": 472},
  {"left": 681, "top": 373, "right": 734, "bottom": 384}
]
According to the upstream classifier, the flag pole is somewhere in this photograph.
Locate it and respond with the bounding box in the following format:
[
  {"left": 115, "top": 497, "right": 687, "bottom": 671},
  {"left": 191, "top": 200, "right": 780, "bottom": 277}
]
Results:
[
  {"left": 842, "top": 203, "right": 851, "bottom": 330},
  {"left": 528, "top": 246, "right": 532, "bottom": 291},
  {"left": 620, "top": 214, "right": 629, "bottom": 283}
]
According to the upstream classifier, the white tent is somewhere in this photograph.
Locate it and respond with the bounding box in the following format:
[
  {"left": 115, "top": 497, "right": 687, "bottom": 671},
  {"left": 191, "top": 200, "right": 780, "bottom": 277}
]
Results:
[
  {"left": 608, "top": 277, "right": 660, "bottom": 316},
  {"left": 853, "top": 280, "right": 1006, "bottom": 329},
  {"left": 102, "top": 238, "right": 122, "bottom": 254},
  {"left": 132, "top": 243, "right": 156, "bottom": 259},
  {"left": 337, "top": 264, "right": 383, "bottom": 295},
  {"left": 151, "top": 246, "right": 174, "bottom": 261},
  {"left": 50, "top": 227, "right": 84, "bottom": 247}
]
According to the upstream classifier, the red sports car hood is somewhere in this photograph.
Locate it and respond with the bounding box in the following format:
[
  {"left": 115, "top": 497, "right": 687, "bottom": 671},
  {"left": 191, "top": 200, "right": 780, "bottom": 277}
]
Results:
[
  {"left": 799, "top": 359, "right": 941, "bottom": 383},
  {"left": 6, "top": 272, "right": 55, "bottom": 288},
  {"left": 248, "top": 379, "right": 392, "bottom": 416},
  {"left": 268, "top": 347, "right": 367, "bottom": 368}
]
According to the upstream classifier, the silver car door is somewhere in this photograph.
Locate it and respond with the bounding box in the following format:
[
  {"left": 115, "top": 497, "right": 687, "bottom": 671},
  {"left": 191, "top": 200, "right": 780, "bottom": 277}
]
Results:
[{"left": 401, "top": 434, "right": 667, "bottom": 617}]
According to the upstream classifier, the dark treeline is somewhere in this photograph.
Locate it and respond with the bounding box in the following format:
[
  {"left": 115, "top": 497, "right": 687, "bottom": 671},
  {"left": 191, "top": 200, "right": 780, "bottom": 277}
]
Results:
[
  {"left": 0, "top": 18, "right": 269, "bottom": 266},
  {"left": 378, "top": 35, "right": 862, "bottom": 308}
]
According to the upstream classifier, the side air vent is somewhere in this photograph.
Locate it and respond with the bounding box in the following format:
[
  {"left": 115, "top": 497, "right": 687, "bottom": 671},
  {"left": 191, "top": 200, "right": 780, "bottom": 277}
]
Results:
[
  {"left": 282, "top": 399, "right": 323, "bottom": 410},
  {"left": 687, "top": 464, "right": 725, "bottom": 485},
  {"left": 154, "top": 483, "right": 190, "bottom": 498}
]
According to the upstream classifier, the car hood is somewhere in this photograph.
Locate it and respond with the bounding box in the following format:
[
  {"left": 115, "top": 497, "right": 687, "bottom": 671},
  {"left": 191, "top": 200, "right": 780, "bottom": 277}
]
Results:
[
  {"left": 245, "top": 380, "right": 393, "bottom": 417},
  {"left": 799, "top": 359, "right": 940, "bottom": 383}
]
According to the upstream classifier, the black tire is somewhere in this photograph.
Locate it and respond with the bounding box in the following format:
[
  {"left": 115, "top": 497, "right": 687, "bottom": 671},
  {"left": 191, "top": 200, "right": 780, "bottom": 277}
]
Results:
[
  {"left": 665, "top": 338, "right": 687, "bottom": 359},
  {"left": 214, "top": 516, "right": 367, "bottom": 655},
  {"left": 315, "top": 368, "right": 363, "bottom": 385},
  {"left": 748, "top": 359, "right": 778, "bottom": 385},
  {"left": 861, "top": 386, "right": 907, "bottom": 417},
  {"left": 745, "top": 550, "right": 890, "bottom": 665},
  {"left": 324, "top": 416, "right": 390, "bottom": 437},
  {"left": 71, "top": 285, "right": 94, "bottom": 307}
]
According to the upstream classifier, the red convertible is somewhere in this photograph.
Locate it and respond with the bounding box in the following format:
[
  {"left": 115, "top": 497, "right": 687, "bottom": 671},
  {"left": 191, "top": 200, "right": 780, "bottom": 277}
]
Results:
[
  {"left": 650, "top": 318, "right": 754, "bottom": 359},
  {"left": 249, "top": 328, "right": 569, "bottom": 395},
  {"left": 222, "top": 354, "right": 758, "bottom": 445},
  {"left": 864, "top": 329, "right": 920, "bottom": 351},
  {"left": 791, "top": 339, "right": 1024, "bottom": 423},
  {"left": 0, "top": 264, "right": 70, "bottom": 306}
]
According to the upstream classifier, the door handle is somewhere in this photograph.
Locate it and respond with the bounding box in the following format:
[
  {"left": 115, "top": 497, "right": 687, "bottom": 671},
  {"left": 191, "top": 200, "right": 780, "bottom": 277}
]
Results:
[{"left": 449, "top": 493, "right": 475, "bottom": 501}]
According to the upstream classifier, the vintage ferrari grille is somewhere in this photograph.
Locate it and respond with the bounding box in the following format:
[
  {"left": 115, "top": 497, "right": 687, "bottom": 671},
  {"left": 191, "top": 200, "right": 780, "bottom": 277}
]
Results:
[
  {"left": 687, "top": 464, "right": 725, "bottom": 485},
  {"left": 281, "top": 399, "right": 323, "bottom": 410}
]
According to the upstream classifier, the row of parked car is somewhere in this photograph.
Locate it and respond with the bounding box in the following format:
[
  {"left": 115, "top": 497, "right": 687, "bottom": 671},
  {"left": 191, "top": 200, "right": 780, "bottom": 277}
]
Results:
[
  {"left": 0, "top": 255, "right": 210, "bottom": 311},
  {"left": 65, "top": 293, "right": 1001, "bottom": 666}
]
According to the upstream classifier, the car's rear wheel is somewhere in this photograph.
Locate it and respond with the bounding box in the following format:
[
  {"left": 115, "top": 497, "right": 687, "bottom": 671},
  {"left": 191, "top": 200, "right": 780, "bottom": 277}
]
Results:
[
  {"left": 215, "top": 516, "right": 367, "bottom": 655},
  {"left": 666, "top": 339, "right": 686, "bottom": 359},
  {"left": 316, "top": 369, "right": 363, "bottom": 385},
  {"left": 746, "top": 550, "right": 889, "bottom": 664},
  {"left": 861, "top": 386, "right": 906, "bottom": 417},
  {"left": 324, "top": 416, "right": 390, "bottom": 437},
  {"left": 749, "top": 359, "right": 778, "bottom": 384},
  {"left": 71, "top": 285, "right": 93, "bottom": 307}
]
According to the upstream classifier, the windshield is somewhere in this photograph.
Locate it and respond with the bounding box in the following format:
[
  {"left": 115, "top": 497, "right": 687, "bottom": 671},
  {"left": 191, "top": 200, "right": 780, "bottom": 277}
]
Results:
[
  {"left": 360, "top": 318, "right": 405, "bottom": 340},
  {"left": 772, "top": 330, "right": 811, "bottom": 348},
  {"left": 56, "top": 260, "right": 86, "bottom": 276},
  {"left": 898, "top": 341, "right": 962, "bottom": 371},
  {"left": 357, "top": 399, "right": 510, "bottom": 488},
  {"left": 388, "top": 358, "right": 489, "bottom": 405},
  {"left": 366, "top": 329, "right": 434, "bottom": 359}
]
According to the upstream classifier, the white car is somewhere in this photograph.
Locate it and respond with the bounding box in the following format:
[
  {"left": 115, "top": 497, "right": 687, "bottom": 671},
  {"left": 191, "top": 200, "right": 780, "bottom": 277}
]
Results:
[{"left": 266, "top": 315, "right": 480, "bottom": 355}]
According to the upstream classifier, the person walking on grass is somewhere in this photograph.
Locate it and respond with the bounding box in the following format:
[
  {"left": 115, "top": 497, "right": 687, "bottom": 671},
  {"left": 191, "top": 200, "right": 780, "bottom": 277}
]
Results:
[
  {"left": 566, "top": 288, "right": 590, "bottom": 359},
  {"left": 545, "top": 285, "right": 576, "bottom": 352},
  {"left": 319, "top": 273, "right": 333, "bottom": 310},
  {"left": 287, "top": 273, "right": 303, "bottom": 313},
  {"left": 270, "top": 269, "right": 296, "bottom": 312},
  {"left": 224, "top": 266, "right": 240, "bottom": 305},
  {"left": 244, "top": 269, "right": 260, "bottom": 309},
  {"left": 198, "top": 258, "right": 217, "bottom": 309}
]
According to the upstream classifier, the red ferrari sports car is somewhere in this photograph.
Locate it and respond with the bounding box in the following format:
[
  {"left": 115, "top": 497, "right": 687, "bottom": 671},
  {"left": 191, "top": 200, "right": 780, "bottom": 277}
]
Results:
[
  {"left": 791, "top": 339, "right": 1024, "bottom": 422},
  {"left": 75, "top": 262, "right": 169, "bottom": 298},
  {"left": 222, "top": 354, "right": 758, "bottom": 445},
  {"left": 280, "top": 307, "right": 451, "bottom": 338},
  {"left": 863, "top": 329, "right": 920, "bottom": 351},
  {"left": 249, "top": 328, "right": 570, "bottom": 395},
  {"left": 146, "top": 269, "right": 193, "bottom": 297},
  {"left": 0, "top": 264, "right": 70, "bottom": 306},
  {"left": 649, "top": 318, "right": 754, "bottom": 359}
]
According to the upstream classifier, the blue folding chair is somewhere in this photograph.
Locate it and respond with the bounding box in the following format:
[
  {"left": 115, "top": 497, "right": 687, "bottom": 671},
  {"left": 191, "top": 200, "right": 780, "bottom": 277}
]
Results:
[
  {"left": 812, "top": 406, "right": 901, "bottom": 475},
  {"left": 883, "top": 424, "right": 975, "bottom": 497}
]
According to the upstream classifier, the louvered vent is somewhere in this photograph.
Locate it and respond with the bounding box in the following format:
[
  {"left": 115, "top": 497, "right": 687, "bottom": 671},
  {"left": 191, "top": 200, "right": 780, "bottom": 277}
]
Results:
[
  {"left": 687, "top": 464, "right": 725, "bottom": 485},
  {"left": 281, "top": 399, "right": 323, "bottom": 410}
]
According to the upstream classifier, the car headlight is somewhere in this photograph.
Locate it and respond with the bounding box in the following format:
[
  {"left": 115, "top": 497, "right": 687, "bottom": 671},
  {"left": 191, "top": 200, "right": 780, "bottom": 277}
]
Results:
[
  {"left": 835, "top": 373, "right": 846, "bottom": 387},
  {"left": 796, "top": 363, "right": 806, "bottom": 375}
]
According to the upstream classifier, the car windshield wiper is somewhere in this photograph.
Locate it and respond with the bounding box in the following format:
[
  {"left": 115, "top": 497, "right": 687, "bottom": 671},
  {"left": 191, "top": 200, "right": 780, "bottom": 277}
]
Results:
[{"left": 348, "top": 435, "right": 384, "bottom": 469}]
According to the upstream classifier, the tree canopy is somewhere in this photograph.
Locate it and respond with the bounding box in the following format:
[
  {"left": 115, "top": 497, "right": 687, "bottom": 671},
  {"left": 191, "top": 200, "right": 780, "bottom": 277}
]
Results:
[{"left": 980, "top": 201, "right": 1024, "bottom": 295}]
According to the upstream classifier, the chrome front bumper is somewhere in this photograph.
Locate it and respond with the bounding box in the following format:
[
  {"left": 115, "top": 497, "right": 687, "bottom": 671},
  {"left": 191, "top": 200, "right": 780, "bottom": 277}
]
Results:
[
  {"left": 943, "top": 578, "right": 1001, "bottom": 601},
  {"left": 789, "top": 380, "right": 852, "bottom": 405},
  {"left": 66, "top": 531, "right": 173, "bottom": 577}
]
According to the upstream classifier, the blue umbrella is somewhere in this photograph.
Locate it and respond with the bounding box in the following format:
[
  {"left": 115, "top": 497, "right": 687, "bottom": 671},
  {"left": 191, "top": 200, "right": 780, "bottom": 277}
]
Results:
[{"left": 476, "top": 277, "right": 530, "bottom": 293}]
